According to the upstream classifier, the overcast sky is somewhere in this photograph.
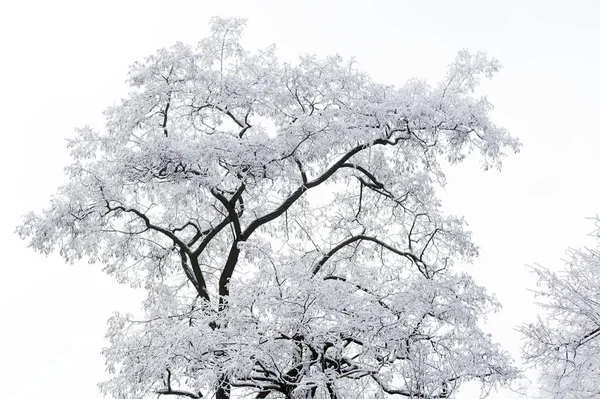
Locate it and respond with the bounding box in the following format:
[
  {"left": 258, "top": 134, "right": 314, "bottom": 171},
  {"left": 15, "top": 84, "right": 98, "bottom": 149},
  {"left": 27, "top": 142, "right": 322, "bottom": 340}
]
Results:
[{"left": 2, "top": 1, "right": 600, "bottom": 398}]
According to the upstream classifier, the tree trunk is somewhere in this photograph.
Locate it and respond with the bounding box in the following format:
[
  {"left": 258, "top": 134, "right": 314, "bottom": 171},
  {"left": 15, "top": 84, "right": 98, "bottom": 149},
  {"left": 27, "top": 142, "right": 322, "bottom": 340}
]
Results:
[{"left": 216, "top": 375, "right": 231, "bottom": 399}]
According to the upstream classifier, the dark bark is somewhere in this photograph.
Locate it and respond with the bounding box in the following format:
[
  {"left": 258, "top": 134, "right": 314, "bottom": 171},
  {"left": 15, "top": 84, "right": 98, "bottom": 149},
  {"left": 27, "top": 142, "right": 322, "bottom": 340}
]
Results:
[{"left": 216, "top": 375, "right": 231, "bottom": 399}]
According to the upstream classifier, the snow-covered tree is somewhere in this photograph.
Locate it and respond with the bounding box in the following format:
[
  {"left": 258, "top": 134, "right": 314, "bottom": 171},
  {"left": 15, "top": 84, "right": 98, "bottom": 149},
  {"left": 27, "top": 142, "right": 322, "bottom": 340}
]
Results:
[
  {"left": 18, "top": 17, "right": 520, "bottom": 399},
  {"left": 522, "top": 219, "right": 600, "bottom": 398}
]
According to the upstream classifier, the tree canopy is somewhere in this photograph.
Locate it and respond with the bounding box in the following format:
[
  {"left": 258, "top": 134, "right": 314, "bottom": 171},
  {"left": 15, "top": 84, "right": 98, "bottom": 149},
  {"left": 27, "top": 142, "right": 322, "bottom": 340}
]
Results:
[
  {"left": 522, "top": 218, "right": 600, "bottom": 398},
  {"left": 18, "top": 17, "right": 520, "bottom": 399}
]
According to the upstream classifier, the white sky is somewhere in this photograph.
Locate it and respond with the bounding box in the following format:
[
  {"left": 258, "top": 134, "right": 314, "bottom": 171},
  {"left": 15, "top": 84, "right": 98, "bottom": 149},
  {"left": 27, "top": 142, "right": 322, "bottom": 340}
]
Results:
[{"left": 1, "top": 1, "right": 599, "bottom": 398}]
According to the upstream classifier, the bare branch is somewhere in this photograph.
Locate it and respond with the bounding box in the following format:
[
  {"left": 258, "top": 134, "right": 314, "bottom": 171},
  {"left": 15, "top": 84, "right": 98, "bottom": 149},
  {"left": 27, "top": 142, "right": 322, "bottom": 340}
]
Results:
[{"left": 311, "top": 234, "right": 426, "bottom": 276}]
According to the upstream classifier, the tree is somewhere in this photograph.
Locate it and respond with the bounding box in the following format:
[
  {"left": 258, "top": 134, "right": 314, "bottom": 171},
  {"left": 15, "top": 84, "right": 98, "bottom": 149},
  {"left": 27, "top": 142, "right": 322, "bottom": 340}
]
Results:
[
  {"left": 18, "top": 17, "right": 520, "bottom": 399},
  {"left": 522, "top": 219, "right": 600, "bottom": 398}
]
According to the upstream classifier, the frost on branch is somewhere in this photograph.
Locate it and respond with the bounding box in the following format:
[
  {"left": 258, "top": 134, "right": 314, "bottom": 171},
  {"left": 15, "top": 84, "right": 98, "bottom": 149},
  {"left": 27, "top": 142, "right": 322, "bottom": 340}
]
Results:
[
  {"left": 18, "top": 17, "right": 519, "bottom": 399},
  {"left": 522, "top": 218, "right": 600, "bottom": 399}
]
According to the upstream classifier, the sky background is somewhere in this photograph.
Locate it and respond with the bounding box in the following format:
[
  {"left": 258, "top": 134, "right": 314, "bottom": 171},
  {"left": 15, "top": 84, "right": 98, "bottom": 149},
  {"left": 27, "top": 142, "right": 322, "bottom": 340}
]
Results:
[{"left": 1, "top": 1, "right": 600, "bottom": 398}]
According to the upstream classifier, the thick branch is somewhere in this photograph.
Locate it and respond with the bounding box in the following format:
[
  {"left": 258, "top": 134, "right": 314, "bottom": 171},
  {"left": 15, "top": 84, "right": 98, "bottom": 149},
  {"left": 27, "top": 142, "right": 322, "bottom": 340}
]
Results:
[
  {"left": 241, "top": 137, "right": 401, "bottom": 241},
  {"left": 218, "top": 242, "right": 242, "bottom": 306},
  {"left": 158, "top": 368, "right": 203, "bottom": 398},
  {"left": 323, "top": 275, "right": 395, "bottom": 313},
  {"left": 104, "top": 199, "right": 211, "bottom": 299},
  {"left": 189, "top": 255, "right": 211, "bottom": 302},
  {"left": 340, "top": 163, "right": 384, "bottom": 189},
  {"left": 295, "top": 158, "right": 308, "bottom": 184},
  {"left": 156, "top": 389, "right": 202, "bottom": 399},
  {"left": 312, "top": 235, "right": 364, "bottom": 275},
  {"left": 162, "top": 93, "right": 171, "bottom": 137},
  {"left": 212, "top": 104, "right": 251, "bottom": 138},
  {"left": 370, "top": 375, "right": 419, "bottom": 398},
  {"left": 311, "top": 234, "right": 425, "bottom": 276},
  {"left": 172, "top": 221, "right": 201, "bottom": 236},
  {"left": 216, "top": 138, "right": 405, "bottom": 302},
  {"left": 191, "top": 217, "right": 234, "bottom": 256},
  {"left": 178, "top": 248, "right": 199, "bottom": 291},
  {"left": 211, "top": 184, "right": 245, "bottom": 237},
  {"left": 106, "top": 203, "right": 191, "bottom": 255}
]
